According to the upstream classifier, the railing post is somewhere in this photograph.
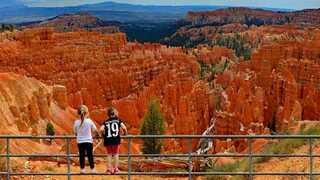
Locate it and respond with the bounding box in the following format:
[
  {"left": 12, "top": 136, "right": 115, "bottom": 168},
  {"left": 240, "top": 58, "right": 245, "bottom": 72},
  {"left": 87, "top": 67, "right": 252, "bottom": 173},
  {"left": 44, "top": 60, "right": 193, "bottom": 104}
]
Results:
[
  {"left": 248, "top": 138, "right": 253, "bottom": 180},
  {"left": 67, "top": 138, "right": 71, "bottom": 180},
  {"left": 6, "top": 138, "right": 10, "bottom": 180},
  {"left": 188, "top": 138, "right": 193, "bottom": 180},
  {"left": 309, "top": 138, "right": 313, "bottom": 180},
  {"left": 128, "top": 137, "right": 132, "bottom": 180}
]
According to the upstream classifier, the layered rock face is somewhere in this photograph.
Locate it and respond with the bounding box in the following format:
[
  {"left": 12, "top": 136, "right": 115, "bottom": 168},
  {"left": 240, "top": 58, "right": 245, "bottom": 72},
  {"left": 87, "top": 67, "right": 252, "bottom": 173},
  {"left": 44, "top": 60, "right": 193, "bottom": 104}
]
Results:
[
  {"left": 214, "top": 35, "right": 320, "bottom": 138},
  {"left": 0, "top": 72, "right": 76, "bottom": 153},
  {"left": 191, "top": 45, "right": 236, "bottom": 65},
  {"left": 0, "top": 28, "right": 214, "bottom": 150},
  {"left": 186, "top": 7, "right": 320, "bottom": 26},
  {"left": 1, "top": 25, "right": 319, "bottom": 155},
  {"left": 25, "top": 12, "right": 120, "bottom": 34},
  {"left": 162, "top": 23, "right": 250, "bottom": 48},
  {"left": 163, "top": 23, "right": 317, "bottom": 52},
  {"left": 206, "top": 33, "right": 320, "bottom": 152},
  {"left": 112, "top": 72, "right": 215, "bottom": 151},
  {"left": 0, "top": 30, "right": 17, "bottom": 42},
  {"left": 0, "top": 28, "right": 189, "bottom": 109},
  {"left": 164, "top": 7, "right": 320, "bottom": 58}
]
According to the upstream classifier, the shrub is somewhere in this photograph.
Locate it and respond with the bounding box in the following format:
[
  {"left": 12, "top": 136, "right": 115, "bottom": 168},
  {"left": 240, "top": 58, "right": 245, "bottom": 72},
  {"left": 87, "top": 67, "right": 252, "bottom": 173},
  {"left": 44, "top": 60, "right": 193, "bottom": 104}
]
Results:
[
  {"left": 198, "top": 61, "right": 207, "bottom": 80},
  {"left": 46, "top": 122, "right": 55, "bottom": 136},
  {"left": 215, "top": 34, "right": 252, "bottom": 60},
  {"left": 0, "top": 24, "right": 15, "bottom": 32},
  {"left": 140, "top": 99, "right": 165, "bottom": 154}
]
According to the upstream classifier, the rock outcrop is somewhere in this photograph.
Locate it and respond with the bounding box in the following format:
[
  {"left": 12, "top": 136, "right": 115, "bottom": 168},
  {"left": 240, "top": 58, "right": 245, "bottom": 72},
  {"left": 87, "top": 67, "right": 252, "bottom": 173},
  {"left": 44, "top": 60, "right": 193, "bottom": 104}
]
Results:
[
  {"left": 192, "top": 45, "right": 236, "bottom": 65},
  {"left": 0, "top": 72, "right": 76, "bottom": 153},
  {"left": 112, "top": 73, "right": 215, "bottom": 151},
  {"left": 215, "top": 36, "right": 320, "bottom": 136},
  {"left": 163, "top": 23, "right": 317, "bottom": 52},
  {"left": 206, "top": 32, "right": 320, "bottom": 152},
  {"left": 25, "top": 12, "right": 120, "bottom": 34},
  {"left": 0, "top": 29, "right": 203, "bottom": 112},
  {"left": 163, "top": 7, "right": 320, "bottom": 55},
  {"left": 0, "top": 28, "right": 215, "bottom": 152},
  {"left": 1, "top": 26, "right": 319, "bottom": 154},
  {"left": 186, "top": 7, "right": 320, "bottom": 26},
  {"left": 0, "top": 28, "right": 210, "bottom": 142}
]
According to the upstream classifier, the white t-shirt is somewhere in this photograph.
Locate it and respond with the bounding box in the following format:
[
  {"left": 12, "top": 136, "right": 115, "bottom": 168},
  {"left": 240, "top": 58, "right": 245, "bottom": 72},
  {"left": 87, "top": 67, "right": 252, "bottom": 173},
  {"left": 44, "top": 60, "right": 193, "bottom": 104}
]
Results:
[{"left": 73, "top": 118, "right": 98, "bottom": 144}]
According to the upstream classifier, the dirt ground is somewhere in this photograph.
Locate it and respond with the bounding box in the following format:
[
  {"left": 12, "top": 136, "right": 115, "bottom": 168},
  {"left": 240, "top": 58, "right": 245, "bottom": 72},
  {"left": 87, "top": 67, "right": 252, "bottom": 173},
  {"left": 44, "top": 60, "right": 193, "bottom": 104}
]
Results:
[{"left": 3, "top": 159, "right": 199, "bottom": 180}]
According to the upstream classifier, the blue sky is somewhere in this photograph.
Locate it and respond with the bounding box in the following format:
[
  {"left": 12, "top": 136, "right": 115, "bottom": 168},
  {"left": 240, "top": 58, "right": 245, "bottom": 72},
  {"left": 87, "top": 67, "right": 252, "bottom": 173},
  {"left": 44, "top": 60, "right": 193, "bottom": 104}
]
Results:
[{"left": 22, "top": 0, "right": 320, "bottom": 10}]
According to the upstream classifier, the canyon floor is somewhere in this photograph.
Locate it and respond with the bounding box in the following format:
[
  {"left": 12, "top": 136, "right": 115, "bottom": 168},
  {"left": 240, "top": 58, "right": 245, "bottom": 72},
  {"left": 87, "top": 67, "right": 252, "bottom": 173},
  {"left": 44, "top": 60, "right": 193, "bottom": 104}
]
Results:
[{"left": 6, "top": 159, "right": 196, "bottom": 180}]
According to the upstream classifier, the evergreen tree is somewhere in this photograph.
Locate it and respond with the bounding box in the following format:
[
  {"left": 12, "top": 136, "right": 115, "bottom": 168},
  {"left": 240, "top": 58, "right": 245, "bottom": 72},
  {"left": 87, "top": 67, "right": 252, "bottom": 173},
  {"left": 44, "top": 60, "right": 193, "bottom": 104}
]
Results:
[
  {"left": 243, "top": 49, "right": 252, "bottom": 60},
  {"left": 215, "top": 33, "right": 252, "bottom": 60},
  {"left": 0, "top": 24, "right": 14, "bottom": 32},
  {"left": 140, "top": 99, "right": 165, "bottom": 154},
  {"left": 46, "top": 122, "right": 55, "bottom": 144},
  {"left": 198, "top": 61, "right": 207, "bottom": 80},
  {"left": 46, "top": 122, "right": 55, "bottom": 136}
]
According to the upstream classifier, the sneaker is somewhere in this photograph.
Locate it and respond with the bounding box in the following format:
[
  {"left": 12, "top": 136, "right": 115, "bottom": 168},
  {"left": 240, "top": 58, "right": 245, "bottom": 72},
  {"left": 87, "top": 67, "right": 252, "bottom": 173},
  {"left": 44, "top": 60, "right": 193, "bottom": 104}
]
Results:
[
  {"left": 80, "top": 169, "right": 86, "bottom": 174},
  {"left": 105, "top": 168, "right": 113, "bottom": 175},
  {"left": 114, "top": 168, "right": 120, "bottom": 174},
  {"left": 90, "top": 168, "right": 96, "bottom": 174}
]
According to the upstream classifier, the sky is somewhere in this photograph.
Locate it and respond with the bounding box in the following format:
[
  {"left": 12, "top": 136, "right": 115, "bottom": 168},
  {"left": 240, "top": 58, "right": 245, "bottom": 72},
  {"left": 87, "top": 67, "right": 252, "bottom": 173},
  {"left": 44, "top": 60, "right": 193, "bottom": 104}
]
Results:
[{"left": 22, "top": 0, "right": 320, "bottom": 10}]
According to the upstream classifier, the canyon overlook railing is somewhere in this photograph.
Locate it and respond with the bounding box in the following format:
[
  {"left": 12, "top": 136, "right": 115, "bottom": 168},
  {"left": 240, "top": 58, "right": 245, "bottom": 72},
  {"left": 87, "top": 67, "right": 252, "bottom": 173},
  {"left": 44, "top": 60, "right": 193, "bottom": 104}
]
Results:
[{"left": 0, "top": 135, "right": 319, "bottom": 180}]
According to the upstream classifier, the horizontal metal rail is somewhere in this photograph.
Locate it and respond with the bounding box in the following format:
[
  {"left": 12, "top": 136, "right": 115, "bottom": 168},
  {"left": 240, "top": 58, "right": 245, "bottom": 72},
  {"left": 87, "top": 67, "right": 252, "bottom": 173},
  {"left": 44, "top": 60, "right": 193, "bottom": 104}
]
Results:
[
  {"left": 0, "top": 135, "right": 319, "bottom": 180},
  {"left": 1, "top": 172, "right": 320, "bottom": 176},
  {"left": 1, "top": 134, "right": 320, "bottom": 138},
  {"left": 1, "top": 153, "right": 320, "bottom": 158}
]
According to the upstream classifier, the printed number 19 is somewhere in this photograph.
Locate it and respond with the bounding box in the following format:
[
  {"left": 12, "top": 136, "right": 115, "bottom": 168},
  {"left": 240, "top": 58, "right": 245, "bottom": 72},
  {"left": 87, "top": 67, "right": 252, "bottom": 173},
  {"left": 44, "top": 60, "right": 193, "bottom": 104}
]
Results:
[{"left": 106, "top": 123, "right": 119, "bottom": 138}]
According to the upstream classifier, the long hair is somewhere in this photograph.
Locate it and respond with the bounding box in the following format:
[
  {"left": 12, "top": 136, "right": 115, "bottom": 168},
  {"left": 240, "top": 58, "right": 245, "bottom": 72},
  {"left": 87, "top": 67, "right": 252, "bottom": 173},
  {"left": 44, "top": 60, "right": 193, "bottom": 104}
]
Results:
[{"left": 78, "top": 105, "right": 89, "bottom": 128}]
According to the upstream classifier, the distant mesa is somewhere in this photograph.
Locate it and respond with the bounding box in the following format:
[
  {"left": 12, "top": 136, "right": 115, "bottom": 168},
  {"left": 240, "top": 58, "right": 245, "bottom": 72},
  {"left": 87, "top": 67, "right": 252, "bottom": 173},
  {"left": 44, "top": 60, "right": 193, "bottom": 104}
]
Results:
[
  {"left": 186, "top": 7, "right": 320, "bottom": 26},
  {"left": 162, "top": 7, "right": 320, "bottom": 54},
  {"left": 23, "top": 12, "right": 121, "bottom": 34}
]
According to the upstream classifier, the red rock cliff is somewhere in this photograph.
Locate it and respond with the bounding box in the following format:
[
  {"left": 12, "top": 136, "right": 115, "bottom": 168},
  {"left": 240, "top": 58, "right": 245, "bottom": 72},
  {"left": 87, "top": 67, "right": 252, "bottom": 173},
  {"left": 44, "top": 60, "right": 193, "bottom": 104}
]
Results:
[{"left": 0, "top": 72, "right": 76, "bottom": 153}]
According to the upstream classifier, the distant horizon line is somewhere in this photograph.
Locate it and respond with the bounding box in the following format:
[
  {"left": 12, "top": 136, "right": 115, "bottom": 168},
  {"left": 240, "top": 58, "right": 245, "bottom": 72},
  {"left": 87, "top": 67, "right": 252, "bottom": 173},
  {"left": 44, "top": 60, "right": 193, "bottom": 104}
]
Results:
[{"left": 24, "top": 1, "right": 299, "bottom": 11}]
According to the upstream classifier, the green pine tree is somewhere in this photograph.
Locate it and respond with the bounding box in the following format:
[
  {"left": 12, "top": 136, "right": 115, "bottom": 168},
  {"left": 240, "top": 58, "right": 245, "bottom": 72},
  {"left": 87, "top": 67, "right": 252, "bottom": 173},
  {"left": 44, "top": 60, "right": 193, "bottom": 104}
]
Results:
[
  {"left": 198, "top": 61, "right": 207, "bottom": 80},
  {"left": 46, "top": 122, "right": 55, "bottom": 136},
  {"left": 140, "top": 99, "right": 165, "bottom": 154}
]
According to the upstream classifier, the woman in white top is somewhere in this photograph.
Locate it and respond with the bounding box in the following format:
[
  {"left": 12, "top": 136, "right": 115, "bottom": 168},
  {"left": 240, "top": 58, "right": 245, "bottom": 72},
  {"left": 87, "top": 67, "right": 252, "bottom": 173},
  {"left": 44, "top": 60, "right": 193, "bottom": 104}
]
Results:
[{"left": 73, "top": 105, "right": 99, "bottom": 174}]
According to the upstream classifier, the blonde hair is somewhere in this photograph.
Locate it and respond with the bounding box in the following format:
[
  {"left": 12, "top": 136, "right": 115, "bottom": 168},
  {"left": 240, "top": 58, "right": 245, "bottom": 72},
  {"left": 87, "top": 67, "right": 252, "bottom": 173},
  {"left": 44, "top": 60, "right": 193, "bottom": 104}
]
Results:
[{"left": 78, "top": 105, "right": 89, "bottom": 128}]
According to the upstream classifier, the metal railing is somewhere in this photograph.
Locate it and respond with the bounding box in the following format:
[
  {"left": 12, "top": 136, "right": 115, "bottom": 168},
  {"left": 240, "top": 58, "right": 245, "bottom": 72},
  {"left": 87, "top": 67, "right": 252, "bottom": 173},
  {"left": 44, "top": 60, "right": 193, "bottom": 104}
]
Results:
[{"left": 0, "top": 135, "right": 319, "bottom": 180}]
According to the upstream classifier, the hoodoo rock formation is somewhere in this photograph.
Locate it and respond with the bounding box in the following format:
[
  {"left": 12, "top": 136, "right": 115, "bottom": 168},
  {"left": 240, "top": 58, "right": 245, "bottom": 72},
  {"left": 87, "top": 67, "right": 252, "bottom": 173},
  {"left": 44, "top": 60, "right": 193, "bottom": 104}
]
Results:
[
  {"left": 163, "top": 23, "right": 318, "bottom": 53},
  {"left": 0, "top": 72, "right": 76, "bottom": 153},
  {"left": 163, "top": 7, "right": 320, "bottom": 58},
  {"left": 1, "top": 6, "right": 320, "bottom": 175},
  {"left": 0, "top": 25, "right": 319, "bottom": 153},
  {"left": 192, "top": 45, "right": 236, "bottom": 65},
  {"left": 204, "top": 33, "right": 320, "bottom": 152},
  {"left": 112, "top": 74, "right": 215, "bottom": 151},
  {"left": 214, "top": 36, "right": 320, "bottom": 136},
  {"left": 0, "top": 28, "right": 214, "bottom": 151}
]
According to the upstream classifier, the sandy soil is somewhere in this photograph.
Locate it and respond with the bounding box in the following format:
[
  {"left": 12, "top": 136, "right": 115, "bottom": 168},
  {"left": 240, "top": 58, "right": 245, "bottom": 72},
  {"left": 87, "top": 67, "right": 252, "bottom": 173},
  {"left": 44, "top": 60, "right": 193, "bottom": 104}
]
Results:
[
  {"left": 4, "top": 159, "right": 197, "bottom": 180},
  {"left": 254, "top": 141, "right": 320, "bottom": 180}
]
